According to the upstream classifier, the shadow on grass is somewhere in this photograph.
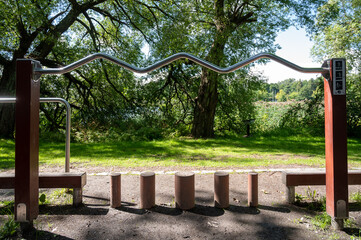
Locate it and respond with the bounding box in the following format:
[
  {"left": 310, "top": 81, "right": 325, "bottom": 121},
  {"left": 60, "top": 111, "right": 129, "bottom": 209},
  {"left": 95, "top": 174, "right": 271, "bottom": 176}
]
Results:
[{"left": 1, "top": 134, "right": 361, "bottom": 169}]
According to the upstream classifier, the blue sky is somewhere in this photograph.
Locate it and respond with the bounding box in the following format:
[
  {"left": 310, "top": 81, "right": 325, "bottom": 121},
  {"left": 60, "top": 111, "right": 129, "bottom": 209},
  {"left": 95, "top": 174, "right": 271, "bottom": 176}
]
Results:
[{"left": 251, "top": 27, "right": 322, "bottom": 83}]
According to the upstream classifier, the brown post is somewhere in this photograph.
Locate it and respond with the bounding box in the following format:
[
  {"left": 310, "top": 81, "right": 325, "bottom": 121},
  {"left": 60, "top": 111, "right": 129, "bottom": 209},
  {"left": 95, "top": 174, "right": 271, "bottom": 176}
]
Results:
[
  {"left": 248, "top": 172, "right": 258, "bottom": 207},
  {"left": 140, "top": 172, "right": 155, "bottom": 209},
  {"left": 175, "top": 172, "right": 195, "bottom": 210},
  {"left": 110, "top": 173, "right": 121, "bottom": 208},
  {"left": 324, "top": 58, "right": 348, "bottom": 229},
  {"left": 15, "top": 59, "right": 40, "bottom": 222},
  {"left": 214, "top": 171, "right": 229, "bottom": 208}
]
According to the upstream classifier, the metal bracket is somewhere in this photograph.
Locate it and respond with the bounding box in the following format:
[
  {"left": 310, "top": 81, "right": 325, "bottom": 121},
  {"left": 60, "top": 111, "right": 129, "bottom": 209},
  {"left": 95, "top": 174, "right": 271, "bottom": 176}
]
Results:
[
  {"left": 322, "top": 60, "right": 330, "bottom": 80},
  {"left": 336, "top": 200, "right": 347, "bottom": 219},
  {"left": 16, "top": 203, "right": 27, "bottom": 222},
  {"left": 32, "top": 60, "right": 42, "bottom": 81}
]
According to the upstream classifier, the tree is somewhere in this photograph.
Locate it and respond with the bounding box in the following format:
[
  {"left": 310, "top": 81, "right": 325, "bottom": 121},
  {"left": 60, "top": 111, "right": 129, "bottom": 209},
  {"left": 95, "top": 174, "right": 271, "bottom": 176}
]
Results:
[
  {"left": 147, "top": 0, "right": 325, "bottom": 138},
  {"left": 0, "top": 0, "right": 163, "bottom": 138},
  {"left": 311, "top": 0, "right": 361, "bottom": 136},
  {"left": 0, "top": 0, "right": 107, "bottom": 137}
]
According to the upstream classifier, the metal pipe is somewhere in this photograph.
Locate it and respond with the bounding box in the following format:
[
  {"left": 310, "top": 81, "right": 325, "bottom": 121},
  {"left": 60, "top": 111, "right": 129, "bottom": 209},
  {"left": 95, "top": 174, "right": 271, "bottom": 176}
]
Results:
[
  {"left": 0, "top": 97, "right": 71, "bottom": 172},
  {"left": 34, "top": 52, "right": 328, "bottom": 75}
]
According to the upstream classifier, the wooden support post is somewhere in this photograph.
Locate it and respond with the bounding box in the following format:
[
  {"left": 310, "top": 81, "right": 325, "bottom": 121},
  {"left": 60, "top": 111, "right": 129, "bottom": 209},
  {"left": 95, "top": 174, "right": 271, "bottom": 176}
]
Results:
[
  {"left": 15, "top": 59, "right": 41, "bottom": 222},
  {"left": 324, "top": 58, "right": 348, "bottom": 229},
  {"left": 73, "top": 188, "right": 83, "bottom": 207},
  {"left": 140, "top": 172, "right": 155, "bottom": 209},
  {"left": 285, "top": 186, "right": 295, "bottom": 204},
  {"left": 248, "top": 173, "right": 258, "bottom": 207},
  {"left": 214, "top": 171, "right": 229, "bottom": 208},
  {"left": 110, "top": 173, "right": 121, "bottom": 208},
  {"left": 175, "top": 172, "right": 195, "bottom": 210}
]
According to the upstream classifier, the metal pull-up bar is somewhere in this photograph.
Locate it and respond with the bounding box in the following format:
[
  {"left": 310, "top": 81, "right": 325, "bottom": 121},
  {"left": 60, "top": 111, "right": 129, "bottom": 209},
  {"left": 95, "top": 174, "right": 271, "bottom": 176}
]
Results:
[{"left": 34, "top": 52, "right": 328, "bottom": 76}]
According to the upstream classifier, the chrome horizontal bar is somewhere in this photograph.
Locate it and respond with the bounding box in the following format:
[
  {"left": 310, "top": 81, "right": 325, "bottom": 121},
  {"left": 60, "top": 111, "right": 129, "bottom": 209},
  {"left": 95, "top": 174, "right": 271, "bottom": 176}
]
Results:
[
  {"left": 34, "top": 52, "right": 328, "bottom": 75},
  {"left": 0, "top": 97, "right": 71, "bottom": 173}
]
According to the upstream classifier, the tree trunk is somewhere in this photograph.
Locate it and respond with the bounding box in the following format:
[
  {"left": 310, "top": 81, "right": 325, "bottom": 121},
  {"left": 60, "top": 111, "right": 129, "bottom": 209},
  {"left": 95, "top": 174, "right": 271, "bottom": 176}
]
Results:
[
  {"left": 191, "top": 28, "right": 230, "bottom": 138},
  {"left": 191, "top": 68, "right": 219, "bottom": 138},
  {"left": 0, "top": 62, "right": 16, "bottom": 138}
]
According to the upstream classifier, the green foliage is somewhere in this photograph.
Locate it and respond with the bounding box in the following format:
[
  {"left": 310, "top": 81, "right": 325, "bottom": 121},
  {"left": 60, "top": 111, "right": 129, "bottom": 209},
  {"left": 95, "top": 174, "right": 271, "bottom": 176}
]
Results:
[
  {"left": 256, "top": 78, "right": 321, "bottom": 102},
  {"left": 295, "top": 188, "right": 326, "bottom": 211},
  {"left": 254, "top": 102, "right": 295, "bottom": 133},
  {"left": 276, "top": 89, "right": 287, "bottom": 102},
  {"left": 311, "top": 212, "right": 332, "bottom": 230},
  {"left": 350, "top": 191, "right": 361, "bottom": 205},
  {"left": 311, "top": 0, "right": 361, "bottom": 70},
  {"left": 310, "top": 0, "right": 361, "bottom": 137},
  {"left": 0, "top": 216, "right": 19, "bottom": 239},
  {"left": 39, "top": 193, "right": 47, "bottom": 205},
  {"left": 0, "top": 201, "right": 14, "bottom": 215}
]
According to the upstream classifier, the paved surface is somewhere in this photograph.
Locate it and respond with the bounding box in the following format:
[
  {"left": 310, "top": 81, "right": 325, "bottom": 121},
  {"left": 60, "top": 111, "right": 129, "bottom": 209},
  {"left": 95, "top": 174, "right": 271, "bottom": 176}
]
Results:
[{"left": 1, "top": 169, "right": 361, "bottom": 239}]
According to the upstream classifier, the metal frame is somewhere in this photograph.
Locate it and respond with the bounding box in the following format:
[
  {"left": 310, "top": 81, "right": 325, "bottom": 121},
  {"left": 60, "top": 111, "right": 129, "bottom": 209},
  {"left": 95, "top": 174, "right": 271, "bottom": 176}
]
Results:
[
  {"left": 14, "top": 52, "right": 347, "bottom": 228},
  {"left": 0, "top": 97, "right": 71, "bottom": 172}
]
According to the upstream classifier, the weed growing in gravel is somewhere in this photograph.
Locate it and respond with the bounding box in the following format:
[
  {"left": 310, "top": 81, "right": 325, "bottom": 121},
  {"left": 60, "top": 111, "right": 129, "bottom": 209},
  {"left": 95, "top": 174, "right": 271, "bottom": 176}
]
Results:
[
  {"left": 294, "top": 188, "right": 326, "bottom": 211},
  {"left": 350, "top": 191, "right": 361, "bottom": 205},
  {"left": 0, "top": 216, "right": 19, "bottom": 239},
  {"left": 0, "top": 200, "right": 14, "bottom": 215},
  {"left": 328, "top": 232, "right": 340, "bottom": 240},
  {"left": 0, "top": 201, "right": 19, "bottom": 239},
  {"left": 310, "top": 212, "right": 331, "bottom": 230},
  {"left": 38, "top": 189, "right": 73, "bottom": 206}
]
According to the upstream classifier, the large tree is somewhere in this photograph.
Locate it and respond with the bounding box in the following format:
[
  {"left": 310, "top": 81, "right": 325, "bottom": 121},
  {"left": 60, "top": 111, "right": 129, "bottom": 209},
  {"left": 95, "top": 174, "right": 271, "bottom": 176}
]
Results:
[
  {"left": 147, "top": 0, "right": 324, "bottom": 138},
  {"left": 0, "top": 0, "right": 162, "bottom": 138}
]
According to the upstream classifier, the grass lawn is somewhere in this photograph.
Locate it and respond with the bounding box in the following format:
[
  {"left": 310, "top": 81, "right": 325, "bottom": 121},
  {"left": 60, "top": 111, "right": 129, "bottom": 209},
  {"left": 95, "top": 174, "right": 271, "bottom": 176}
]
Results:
[{"left": 1, "top": 135, "right": 361, "bottom": 169}]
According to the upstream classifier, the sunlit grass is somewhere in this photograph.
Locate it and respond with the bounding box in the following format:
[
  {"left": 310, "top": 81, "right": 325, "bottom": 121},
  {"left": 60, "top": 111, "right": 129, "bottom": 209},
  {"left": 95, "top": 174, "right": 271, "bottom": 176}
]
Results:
[{"left": 1, "top": 135, "right": 361, "bottom": 169}]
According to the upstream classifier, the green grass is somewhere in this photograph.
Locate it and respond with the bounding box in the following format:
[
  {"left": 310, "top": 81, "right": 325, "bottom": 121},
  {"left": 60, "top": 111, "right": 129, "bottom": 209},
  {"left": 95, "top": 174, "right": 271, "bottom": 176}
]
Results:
[{"left": 1, "top": 134, "right": 361, "bottom": 169}]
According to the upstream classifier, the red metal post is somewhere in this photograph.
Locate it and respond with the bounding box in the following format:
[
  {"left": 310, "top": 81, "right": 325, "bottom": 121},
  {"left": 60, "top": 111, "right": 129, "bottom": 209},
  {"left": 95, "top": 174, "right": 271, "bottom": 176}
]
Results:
[
  {"left": 324, "top": 58, "right": 348, "bottom": 228},
  {"left": 15, "top": 59, "right": 41, "bottom": 222}
]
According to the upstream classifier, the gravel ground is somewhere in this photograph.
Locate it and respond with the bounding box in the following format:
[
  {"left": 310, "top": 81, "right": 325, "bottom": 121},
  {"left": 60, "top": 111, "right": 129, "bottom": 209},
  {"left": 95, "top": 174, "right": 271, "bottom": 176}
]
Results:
[{"left": 1, "top": 167, "right": 361, "bottom": 239}]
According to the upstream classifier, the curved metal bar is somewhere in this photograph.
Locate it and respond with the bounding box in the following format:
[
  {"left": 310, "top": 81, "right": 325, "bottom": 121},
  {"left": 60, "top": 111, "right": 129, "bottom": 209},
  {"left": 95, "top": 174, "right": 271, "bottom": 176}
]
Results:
[
  {"left": 0, "top": 97, "right": 71, "bottom": 173},
  {"left": 40, "top": 98, "right": 71, "bottom": 173},
  {"left": 34, "top": 52, "right": 328, "bottom": 75}
]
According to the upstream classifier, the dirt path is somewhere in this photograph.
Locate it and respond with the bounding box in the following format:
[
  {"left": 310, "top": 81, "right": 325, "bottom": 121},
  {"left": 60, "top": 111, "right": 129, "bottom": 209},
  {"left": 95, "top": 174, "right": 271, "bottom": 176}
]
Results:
[{"left": 1, "top": 168, "right": 361, "bottom": 239}]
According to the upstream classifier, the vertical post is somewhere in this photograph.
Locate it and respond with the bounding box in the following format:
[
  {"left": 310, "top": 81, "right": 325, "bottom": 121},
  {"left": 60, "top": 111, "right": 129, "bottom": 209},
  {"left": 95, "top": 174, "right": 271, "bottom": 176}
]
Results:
[
  {"left": 15, "top": 59, "right": 41, "bottom": 222},
  {"left": 140, "top": 172, "right": 156, "bottom": 209},
  {"left": 175, "top": 172, "right": 195, "bottom": 210},
  {"left": 248, "top": 172, "right": 258, "bottom": 207},
  {"left": 324, "top": 58, "right": 348, "bottom": 229},
  {"left": 110, "top": 173, "right": 121, "bottom": 208},
  {"left": 214, "top": 171, "right": 229, "bottom": 208}
]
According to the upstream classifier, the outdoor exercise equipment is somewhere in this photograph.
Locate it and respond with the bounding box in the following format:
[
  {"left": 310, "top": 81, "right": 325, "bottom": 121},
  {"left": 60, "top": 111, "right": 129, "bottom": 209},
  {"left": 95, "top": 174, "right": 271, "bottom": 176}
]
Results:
[
  {"left": 12, "top": 52, "right": 347, "bottom": 229},
  {"left": 0, "top": 97, "right": 71, "bottom": 172}
]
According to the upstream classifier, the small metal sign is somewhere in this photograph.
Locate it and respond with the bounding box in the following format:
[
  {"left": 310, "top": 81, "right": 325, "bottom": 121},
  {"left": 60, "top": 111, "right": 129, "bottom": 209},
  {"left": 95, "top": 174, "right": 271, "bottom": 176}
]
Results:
[
  {"left": 17, "top": 203, "right": 27, "bottom": 222},
  {"left": 336, "top": 200, "right": 347, "bottom": 218},
  {"left": 332, "top": 59, "right": 346, "bottom": 95}
]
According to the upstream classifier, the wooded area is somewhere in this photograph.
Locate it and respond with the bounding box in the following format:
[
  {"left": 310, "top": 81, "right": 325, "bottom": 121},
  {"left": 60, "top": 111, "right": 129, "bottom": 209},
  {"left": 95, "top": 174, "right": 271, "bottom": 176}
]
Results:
[{"left": 0, "top": 0, "right": 360, "bottom": 139}]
